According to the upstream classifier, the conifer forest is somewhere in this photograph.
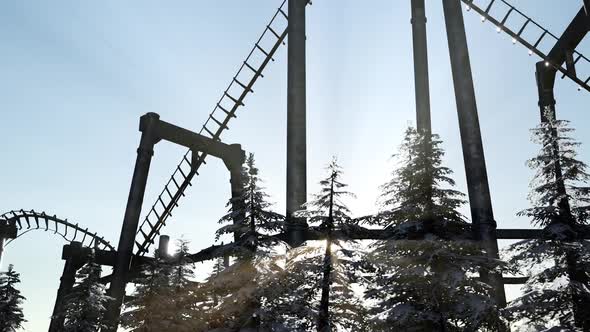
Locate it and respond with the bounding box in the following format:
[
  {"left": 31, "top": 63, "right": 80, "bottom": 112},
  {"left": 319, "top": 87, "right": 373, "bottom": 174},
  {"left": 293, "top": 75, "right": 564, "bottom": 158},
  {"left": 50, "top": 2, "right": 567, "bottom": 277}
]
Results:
[{"left": 1, "top": 0, "right": 590, "bottom": 331}]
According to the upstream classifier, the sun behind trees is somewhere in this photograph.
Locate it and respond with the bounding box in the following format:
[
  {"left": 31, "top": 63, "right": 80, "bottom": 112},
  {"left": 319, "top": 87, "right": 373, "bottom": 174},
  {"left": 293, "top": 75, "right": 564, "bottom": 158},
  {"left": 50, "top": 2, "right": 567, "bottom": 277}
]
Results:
[
  {"left": 110, "top": 124, "right": 590, "bottom": 332},
  {"left": 260, "top": 158, "right": 368, "bottom": 331}
]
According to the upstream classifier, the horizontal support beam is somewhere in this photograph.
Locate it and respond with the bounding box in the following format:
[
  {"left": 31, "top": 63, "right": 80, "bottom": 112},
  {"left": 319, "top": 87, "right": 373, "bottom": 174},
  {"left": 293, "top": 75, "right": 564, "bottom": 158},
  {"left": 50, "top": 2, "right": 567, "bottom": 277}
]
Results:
[
  {"left": 148, "top": 117, "right": 244, "bottom": 169},
  {"left": 502, "top": 276, "right": 529, "bottom": 285}
]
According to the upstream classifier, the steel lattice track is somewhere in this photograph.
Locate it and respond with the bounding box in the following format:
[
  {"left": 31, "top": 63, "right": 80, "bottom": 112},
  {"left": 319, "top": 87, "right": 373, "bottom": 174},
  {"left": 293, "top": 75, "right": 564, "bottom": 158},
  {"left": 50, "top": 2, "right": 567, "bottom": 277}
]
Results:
[
  {"left": 0, "top": 209, "right": 114, "bottom": 250},
  {"left": 134, "top": 0, "right": 293, "bottom": 256},
  {"left": 462, "top": 0, "right": 590, "bottom": 92}
]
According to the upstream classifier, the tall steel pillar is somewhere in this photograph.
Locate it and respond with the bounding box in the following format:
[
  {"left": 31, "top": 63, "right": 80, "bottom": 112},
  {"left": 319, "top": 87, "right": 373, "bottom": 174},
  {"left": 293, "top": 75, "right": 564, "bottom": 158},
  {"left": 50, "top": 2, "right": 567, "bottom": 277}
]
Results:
[
  {"left": 411, "top": 0, "right": 432, "bottom": 134},
  {"left": 0, "top": 238, "right": 5, "bottom": 269},
  {"left": 0, "top": 221, "right": 17, "bottom": 269},
  {"left": 286, "top": 0, "right": 308, "bottom": 247},
  {"left": 442, "top": 0, "right": 506, "bottom": 306},
  {"left": 103, "top": 113, "right": 160, "bottom": 331},
  {"left": 229, "top": 164, "right": 246, "bottom": 243},
  {"left": 48, "top": 242, "right": 84, "bottom": 332}
]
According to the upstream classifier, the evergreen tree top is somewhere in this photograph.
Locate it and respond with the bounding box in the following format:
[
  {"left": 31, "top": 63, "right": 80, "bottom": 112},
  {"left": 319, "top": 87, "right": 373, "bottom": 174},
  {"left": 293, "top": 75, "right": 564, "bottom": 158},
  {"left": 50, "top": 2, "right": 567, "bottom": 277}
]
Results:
[
  {"left": 519, "top": 116, "right": 590, "bottom": 230},
  {"left": 297, "top": 157, "right": 356, "bottom": 229},
  {"left": 0, "top": 264, "right": 26, "bottom": 332},
  {"left": 215, "top": 153, "right": 285, "bottom": 255},
  {"left": 368, "top": 127, "right": 468, "bottom": 239}
]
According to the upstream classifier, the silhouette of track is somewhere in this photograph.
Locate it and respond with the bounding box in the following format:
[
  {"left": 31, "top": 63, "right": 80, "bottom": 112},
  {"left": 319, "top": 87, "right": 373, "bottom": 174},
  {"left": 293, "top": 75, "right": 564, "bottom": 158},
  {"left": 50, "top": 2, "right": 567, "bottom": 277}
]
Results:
[
  {"left": 462, "top": 0, "right": 590, "bottom": 92},
  {"left": 0, "top": 210, "right": 114, "bottom": 250},
  {"left": 134, "top": 0, "right": 299, "bottom": 256}
]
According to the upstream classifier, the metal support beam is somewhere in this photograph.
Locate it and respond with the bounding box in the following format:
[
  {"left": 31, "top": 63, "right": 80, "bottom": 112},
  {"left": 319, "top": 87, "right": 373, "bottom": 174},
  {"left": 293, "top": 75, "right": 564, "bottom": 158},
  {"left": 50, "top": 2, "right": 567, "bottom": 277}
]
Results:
[
  {"left": 229, "top": 165, "right": 246, "bottom": 243},
  {"left": 101, "top": 113, "right": 245, "bottom": 331},
  {"left": 103, "top": 113, "right": 159, "bottom": 331},
  {"left": 286, "top": 0, "right": 308, "bottom": 247},
  {"left": 411, "top": 0, "right": 432, "bottom": 134},
  {"left": 0, "top": 221, "right": 17, "bottom": 268},
  {"left": 442, "top": 0, "right": 506, "bottom": 306},
  {"left": 48, "top": 242, "right": 84, "bottom": 332},
  {"left": 158, "top": 235, "right": 170, "bottom": 258}
]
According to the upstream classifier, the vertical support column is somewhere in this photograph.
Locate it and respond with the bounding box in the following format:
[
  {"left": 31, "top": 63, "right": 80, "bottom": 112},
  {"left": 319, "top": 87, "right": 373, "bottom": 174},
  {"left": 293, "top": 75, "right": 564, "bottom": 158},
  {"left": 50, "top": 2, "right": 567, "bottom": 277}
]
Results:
[
  {"left": 535, "top": 61, "right": 557, "bottom": 122},
  {"left": 103, "top": 113, "right": 160, "bottom": 331},
  {"left": 411, "top": 0, "right": 432, "bottom": 134},
  {"left": 286, "top": 0, "right": 308, "bottom": 247},
  {"left": 442, "top": 0, "right": 506, "bottom": 306},
  {"left": 48, "top": 242, "right": 83, "bottom": 332},
  {"left": 222, "top": 146, "right": 246, "bottom": 245},
  {"left": 229, "top": 164, "right": 246, "bottom": 243},
  {"left": 158, "top": 235, "right": 170, "bottom": 258},
  {"left": 0, "top": 238, "right": 5, "bottom": 269},
  {"left": 0, "top": 221, "right": 16, "bottom": 269}
]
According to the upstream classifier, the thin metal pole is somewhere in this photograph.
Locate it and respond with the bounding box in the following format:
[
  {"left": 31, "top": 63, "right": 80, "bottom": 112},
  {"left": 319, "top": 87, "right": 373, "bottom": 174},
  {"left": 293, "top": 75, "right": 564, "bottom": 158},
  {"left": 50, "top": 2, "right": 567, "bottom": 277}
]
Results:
[
  {"left": 286, "top": 0, "right": 308, "bottom": 247},
  {"left": 411, "top": 0, "right": 432, "bottom": 134},
  {"left": 442, "top": 0, "right": 506, "bottom": 306},
  {"left": 103, "top": 113, "right": 160, "bottom": 331}
]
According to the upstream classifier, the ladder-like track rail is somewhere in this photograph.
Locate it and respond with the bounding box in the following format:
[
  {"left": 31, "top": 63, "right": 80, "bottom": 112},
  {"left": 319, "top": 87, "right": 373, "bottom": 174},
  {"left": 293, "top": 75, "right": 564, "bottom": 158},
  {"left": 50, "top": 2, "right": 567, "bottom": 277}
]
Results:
[
  {"left": 134, "top": 0, "right": 293, "bottom": 256},
  {"left": 462, "top": 0, "right": 590, "bottom": 92},
  {"left": 0, "top": 209, "right": 114, "bottom": 250}
]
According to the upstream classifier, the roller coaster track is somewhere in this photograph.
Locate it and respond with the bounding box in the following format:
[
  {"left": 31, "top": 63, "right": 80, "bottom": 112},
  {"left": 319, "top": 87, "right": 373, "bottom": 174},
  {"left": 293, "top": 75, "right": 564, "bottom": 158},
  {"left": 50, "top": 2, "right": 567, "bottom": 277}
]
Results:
[
  {"left": 134, "top": 0, "right": 300, "bottom": 256},
  {"left": 0, "top": 210, "right": 114, "bottom": 251},
  {"left": 461, "top": 0, "right": 590, "bottom": 92}
]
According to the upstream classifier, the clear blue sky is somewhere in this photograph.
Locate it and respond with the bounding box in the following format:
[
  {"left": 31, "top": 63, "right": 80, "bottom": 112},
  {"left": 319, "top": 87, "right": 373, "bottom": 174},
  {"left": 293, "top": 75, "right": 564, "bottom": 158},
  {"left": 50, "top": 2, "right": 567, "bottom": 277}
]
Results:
[{"left": 1, "top": 1, "right": 589, "bottom": 330}]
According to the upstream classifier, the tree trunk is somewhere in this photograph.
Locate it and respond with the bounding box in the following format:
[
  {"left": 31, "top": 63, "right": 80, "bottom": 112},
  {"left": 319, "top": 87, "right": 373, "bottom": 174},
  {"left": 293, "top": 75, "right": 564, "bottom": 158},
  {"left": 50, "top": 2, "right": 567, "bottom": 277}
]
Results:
[
  {"left": 317, "top": 237, "right": 332, "bottom": 332},
  {"left": 317, "top": 173, "right": 335, "bottom": 332}
]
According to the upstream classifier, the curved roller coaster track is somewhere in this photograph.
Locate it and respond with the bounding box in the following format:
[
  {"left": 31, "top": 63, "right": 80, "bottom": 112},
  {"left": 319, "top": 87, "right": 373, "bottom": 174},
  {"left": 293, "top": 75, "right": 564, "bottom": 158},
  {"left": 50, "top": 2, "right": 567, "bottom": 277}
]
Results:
[{"left": 0, "top": 210, "right": 114, "bottom": 251}]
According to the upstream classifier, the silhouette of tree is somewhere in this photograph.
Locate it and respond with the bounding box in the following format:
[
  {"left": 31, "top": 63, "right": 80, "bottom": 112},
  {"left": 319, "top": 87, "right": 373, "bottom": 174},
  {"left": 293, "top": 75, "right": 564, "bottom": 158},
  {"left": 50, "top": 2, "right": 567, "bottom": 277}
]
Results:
[
  {"left": 504, "top": 114, "right": 590, "bottom": 330},
  {"left": 365, "top": 127, "right": 506, "bottom": 331},
  {"left": 0, "top": 264, "right": 26, "bottom": 332},
  {"left": 261, "top": 158, "right": 368, "bottom": 332},
  {"left": 58, "top": 252, "right": 112, "bottom": 332}
]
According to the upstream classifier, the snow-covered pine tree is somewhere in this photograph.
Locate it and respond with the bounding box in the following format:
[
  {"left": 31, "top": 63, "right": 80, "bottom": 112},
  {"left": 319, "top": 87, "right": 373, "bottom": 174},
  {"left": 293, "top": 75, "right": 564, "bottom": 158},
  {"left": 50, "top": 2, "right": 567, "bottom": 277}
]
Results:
[
  {"left": 168, "top": 239, "right": 208, "bottom": 331},
  {"left": 57, "top": 251, "right": 112, "bottom": 332},
  {"left": 204, "top": 153, "right": 286, "bottom": 329},
  {"left": 0, "top": 264, "right": 26, "bottom": 332},
  {"left": 123, "top": 241, "right": 208, "bottom": 332},
  {"left": 120, "top": 251, "right": 174, "bottom": 331},
  {"left": 504, "top": 113, "right": 590, "bottom": 331},
  {"left": 364, "top": 127, "right": 506, "bottom": 331},
  {"left": 216, "top": 152, "right": 285, "bottom": 255},
  {"left": 261, "top": 158, "right": 368, "bottom": 332}
]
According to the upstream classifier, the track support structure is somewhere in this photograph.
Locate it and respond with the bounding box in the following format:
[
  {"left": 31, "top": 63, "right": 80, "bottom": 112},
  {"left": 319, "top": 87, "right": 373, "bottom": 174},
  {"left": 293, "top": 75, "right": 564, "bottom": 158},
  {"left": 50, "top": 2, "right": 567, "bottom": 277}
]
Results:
[
  {"left": 411, "top": 0, "right": 432, "bottom": 134},
  {"left": 48, "top": 242, "right": 86, "bottom": 332},
  {"left": 442, "top": 0, "right": 506, "bottom": 306},
  {"left": 286, "top": 0, "right": 308, "bottom": 247},
  {"left": 102, "top": 113, "right": 245, "bottom": 331}
]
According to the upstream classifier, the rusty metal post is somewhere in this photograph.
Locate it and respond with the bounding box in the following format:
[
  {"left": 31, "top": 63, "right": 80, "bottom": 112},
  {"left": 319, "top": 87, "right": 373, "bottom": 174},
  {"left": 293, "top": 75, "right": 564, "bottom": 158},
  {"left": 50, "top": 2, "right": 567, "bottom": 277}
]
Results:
[
  {"left": 48, "top": 242, "right": 83, "bottom": 332},
  {"left": 442, "top": 0, "right": 506, "bottom": 306},
  {"left": 103, "top": 113, "right": 160, "bottom": 331},
  {"left": 286, "top": 0, "right": 308, "bottom": 247},
  {"left": 411, "top": 0, "right": 432, "bottom": 134}
]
